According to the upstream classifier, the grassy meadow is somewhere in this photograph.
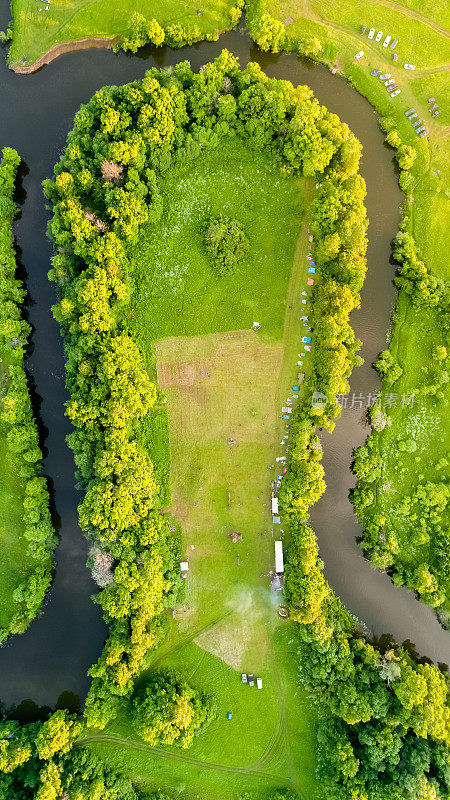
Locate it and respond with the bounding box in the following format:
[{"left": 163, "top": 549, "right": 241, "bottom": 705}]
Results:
[
  {"left": 6, "top": 0, "right": 239, "bottom": 67},
  {"left": 82, "top": 139, "right": 319, "bottom": 797},
  {"left": 0, "top": 437, "right": 30, "bottom": 628}
]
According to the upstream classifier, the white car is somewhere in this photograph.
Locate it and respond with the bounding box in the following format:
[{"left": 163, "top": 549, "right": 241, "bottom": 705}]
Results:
[
  {"left": 385, "top": 78, "right": 396, "bottom": 86},
  {"left": 391, "top": 89, "right": 401, "bottom": 97},
  {"left": 383, "top": 35, "right": 391, "bottom": 47},
  {"left": 404, "top": 63, "right": 416, "bottom": 70},
  {"left": 355, "top": 50, "right": 364, "bottom": 59},
  {"left": 375, "top": 30, "right": 383, "bottom": 42},
  {"left": 368, "top": 28, "right": 375, "bottom": 39},
  {"left": 380, "top": 73, "right": 391, "bottom": 80}
]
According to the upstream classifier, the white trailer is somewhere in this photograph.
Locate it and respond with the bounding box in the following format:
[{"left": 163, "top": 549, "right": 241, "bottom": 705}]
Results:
[
  {"left": 271, "top": 497, "right": 279, "bottom": 515},
  {"left": 275, "top": 540, "right": 284, "bottom": 574}
]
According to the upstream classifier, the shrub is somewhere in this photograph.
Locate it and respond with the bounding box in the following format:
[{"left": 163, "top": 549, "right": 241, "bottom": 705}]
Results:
[
  {"left": 204, "top": 215, "right": 249, "bottom": 275},
  {"left": 132, "top": 671, "right": 213, "bottom": 748}
]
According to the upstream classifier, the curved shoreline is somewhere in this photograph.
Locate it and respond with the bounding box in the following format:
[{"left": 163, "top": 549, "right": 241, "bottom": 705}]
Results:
[{"left": 10, "top": 35, "right": 120, "bottom": 74}]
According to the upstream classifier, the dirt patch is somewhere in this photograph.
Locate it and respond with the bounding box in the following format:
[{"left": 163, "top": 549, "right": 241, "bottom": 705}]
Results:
[
  {"left": 10, "top": 36, "right": 120, "bottom": 74},
  {"left": 194, "top": 618, "right": 250, "bottom": 670}
]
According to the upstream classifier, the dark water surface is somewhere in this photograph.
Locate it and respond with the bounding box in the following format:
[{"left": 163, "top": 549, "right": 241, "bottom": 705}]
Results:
[{"left": 0, "top": 25, "right": 448, "bottom": 706}]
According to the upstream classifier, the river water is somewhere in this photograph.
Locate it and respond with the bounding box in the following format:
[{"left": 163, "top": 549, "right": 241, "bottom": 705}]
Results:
[{"left": 0, "top": 24, "right": 448, "bottom": 708}]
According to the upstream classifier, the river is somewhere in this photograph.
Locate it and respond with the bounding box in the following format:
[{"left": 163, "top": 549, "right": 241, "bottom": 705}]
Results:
[{"left": 0, "top": 23, "right": 448, "bottom": 708}]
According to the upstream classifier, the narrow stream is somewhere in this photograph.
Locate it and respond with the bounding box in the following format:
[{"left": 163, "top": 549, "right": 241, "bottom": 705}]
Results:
[{"left": 0, "top": 26, "right": 447, "bottom": 707}]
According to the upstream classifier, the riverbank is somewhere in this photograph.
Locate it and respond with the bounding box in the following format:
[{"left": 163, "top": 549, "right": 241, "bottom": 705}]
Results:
[
  {"left": 6, "top": 0, "right": 238, "bottom": 69},
  {"left": 10, "top": 36, "right": 119, "bottom": 74}
]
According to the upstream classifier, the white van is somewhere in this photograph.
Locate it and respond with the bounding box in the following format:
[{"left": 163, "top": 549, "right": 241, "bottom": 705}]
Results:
[{"left": 256, "top": 678, "right": 263, "bottom": 689}]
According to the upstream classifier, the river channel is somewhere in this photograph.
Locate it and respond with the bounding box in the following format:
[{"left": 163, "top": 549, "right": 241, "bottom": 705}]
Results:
[{"left": 0, "top": 23, "right": 448, "bottom": 708}]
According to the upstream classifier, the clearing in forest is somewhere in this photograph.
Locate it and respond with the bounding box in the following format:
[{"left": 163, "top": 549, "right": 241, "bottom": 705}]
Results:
[{"left": 95, "top": 139, "right": 319, "bottom": 797}]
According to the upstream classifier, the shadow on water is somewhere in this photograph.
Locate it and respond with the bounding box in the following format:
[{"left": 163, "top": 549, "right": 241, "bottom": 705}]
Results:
[{"left": 0, "top": 26, "right": 447, "bottom": 709}]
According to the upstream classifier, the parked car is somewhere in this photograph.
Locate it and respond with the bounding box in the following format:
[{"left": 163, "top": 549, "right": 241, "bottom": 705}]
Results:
[
  {"left": 430, "top": 103, "right": 438, "bottom": 110},
  {"left": 404, "top": 63, "right": 416, "bottom": 70},
  {"left": 375, "top": 30, "right": 383, "bottom": 41},
  {"left": 390, "top": 38, "right": 398, "bottom": 49},
  {"left": 408, "top": 112, "right": 418, "bottom": 119},
  {"left": 391, "top": 89, "right": 401, "bottom": 97},
  {"left": 248, "top": 674, "right": 254, "bottom": 687},
  {"left": 256, "top": 678, "right": 263, "bottom": 690},
  {"left": 241, "top": 673, "right": 247, "bottom": 683},
  {"left": 412, "top": 119, "right": 422, "bottom": 128},
  {"left": 385, "top": 78, "right": 395, "bottom": 86},
  {"left": 405, "top": 108, "right": 415, "bottom": 116},
  {"left": 393, "top": 53, "right": 398, "bottom": 61},
  {"left": 361, "top": 24, "right": 367, "bottom": 34},
  {"left": 371, "top": 68, "right": 382, "bottom": 76},
  {"left": 427, "top": 97, "right": 436, "bottom": 103},
  {"left": 355, "top": 50, "right": 364, "bottom": 59},
  {"left": 418, "top": 130, "right": 428, "bottom": 138},
  {"left": 432, "top": 110, "right": 441, "bottom": 117},
  {"left": 386, "top": 84, "right": 397, "bottom": 93},
  {"left": 383, "top": 35, "right": 391, "bottom": 47},
  {"left": 368, "top": 28, "right": 375, "bottom": 39},
  {"left": 415, "top": 126, "right": 425, "bottom": 134},
  {"left": 380, "top": 73, "right": 391, "bottom": 79}
]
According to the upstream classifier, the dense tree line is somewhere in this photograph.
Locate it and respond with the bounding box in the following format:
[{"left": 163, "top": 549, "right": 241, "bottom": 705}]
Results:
[
  {"left": 246, "top": 2, "right": 322, "bottom": 59},
  {"left": 116, "top": 2, "right": 245, "bottom": 55},
  {"left": 0, "top": 711, "right": 153, "bottom": 799},
  {"left": 0, "top": 148, "right": 55, "bottom": 642},
  {"left": 275, "top": 111, "right": 450, "bottom": 798}
]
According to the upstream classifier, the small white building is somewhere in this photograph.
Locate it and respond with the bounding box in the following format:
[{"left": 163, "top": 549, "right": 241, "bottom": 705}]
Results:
[
  {"left": 180, "top": 561, "right": 189, "bottom": 578},
  {"left": 275, "top": 541, "right": 284, "bottom": 574},
  {"left": 271, "top": 497, "right": 279, "bottom": 515}
]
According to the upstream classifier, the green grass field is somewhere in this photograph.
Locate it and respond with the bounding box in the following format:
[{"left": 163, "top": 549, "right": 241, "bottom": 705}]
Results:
[
  {"left": 0, "top": 437, "right": 30, "bottom": 628},
  {"left": 82, "top": 138, "right": 319, "bottom": 798},
  {"left": 7, "top": 0, "right": 239, "bottom": 67},
  {"left": 83, "top": 627, "right": 318, "bottom": 800},
  {"left": 366, "top": 293, "right": 450, "bottom": 608}
]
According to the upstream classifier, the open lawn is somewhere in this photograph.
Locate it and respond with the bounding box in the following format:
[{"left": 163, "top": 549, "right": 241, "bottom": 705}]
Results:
[
  {"left": 82, "top": 138, "right": 319, "bottom": 797},
  {"left": 0, "top": 437, "right": 29, "bottom": 629},
  {"left": 7, "top": 0, "right": 239, "bottom": 67},
  {"left": 127, "top": 139, "right": 304, "bottom": 354},
  {"left": 83, "top": 628, "right": 318, "bottom": 800}
]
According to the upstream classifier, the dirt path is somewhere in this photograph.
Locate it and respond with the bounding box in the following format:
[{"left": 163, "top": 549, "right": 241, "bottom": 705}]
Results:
[
  {"left": 75, "top": 733, "right": 293, "bottom": 785},
  {"left": 365, "top": 0, "right": 450, "bottom": 39}
]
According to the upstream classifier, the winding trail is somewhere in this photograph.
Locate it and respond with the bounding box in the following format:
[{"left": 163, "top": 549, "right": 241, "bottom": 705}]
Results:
[{"left": 76, "top": 733, "right": 292, "bottom": 785}]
